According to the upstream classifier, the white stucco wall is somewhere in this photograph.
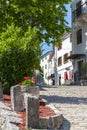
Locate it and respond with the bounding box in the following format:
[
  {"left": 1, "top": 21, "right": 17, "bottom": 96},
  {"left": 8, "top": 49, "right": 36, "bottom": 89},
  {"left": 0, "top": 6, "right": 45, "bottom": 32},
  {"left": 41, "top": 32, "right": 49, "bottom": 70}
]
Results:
[
  {"left": 71, "top": 0, "right": 87, "bottom": 82},
  {"left": 55, "top": 33, "right": 73, "bottom": 85},
  {"left": 40, "top": 51, "right": 54, "bottom": 85}
]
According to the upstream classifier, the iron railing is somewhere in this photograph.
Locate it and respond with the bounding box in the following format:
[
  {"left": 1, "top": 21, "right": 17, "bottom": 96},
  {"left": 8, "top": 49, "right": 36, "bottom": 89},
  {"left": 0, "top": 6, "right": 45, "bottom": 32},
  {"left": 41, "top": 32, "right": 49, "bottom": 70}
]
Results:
[{"left": 72, "top": 2, "right": 87, "bottom": 21}]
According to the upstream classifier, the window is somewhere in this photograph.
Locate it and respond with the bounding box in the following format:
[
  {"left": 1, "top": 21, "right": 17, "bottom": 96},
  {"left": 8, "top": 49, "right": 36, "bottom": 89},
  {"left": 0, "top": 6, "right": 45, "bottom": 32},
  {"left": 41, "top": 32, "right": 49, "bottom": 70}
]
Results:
[
  {"left": 45, "top": 64, "right": 47, "bottom": 69},
  {"left": 58, "top": 57, "right": 62, "bottom": 66},
  {"left": 77, "top": 29, "right": 82, "bottom": 44},
  {"left": 70, "top": 51, "right": 72, "bottom": 61},
  {"left": 70, "top": 34, "right": 72, "bottom": 43},
  {"left": 64, "top": 53, "right": 68, "bottom": 64},
  {"left": 76, "top": 1, "right": 81, "bottom": 17},
  {"left": 42, "top": 66, "right": 44, "bottom": 71},
  {"left": 45, "top": 56, "right": 47, "bottom": 60},
  {"left": 45, "top": 73, "right": 47, "bottom": 79}
]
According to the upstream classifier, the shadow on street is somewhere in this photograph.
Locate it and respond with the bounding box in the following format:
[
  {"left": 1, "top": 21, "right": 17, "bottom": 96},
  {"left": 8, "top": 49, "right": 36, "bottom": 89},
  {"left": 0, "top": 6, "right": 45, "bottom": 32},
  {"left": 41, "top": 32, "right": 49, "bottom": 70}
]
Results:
[{"left": 40, "top": 95, "right": 87, "bottom": 105}]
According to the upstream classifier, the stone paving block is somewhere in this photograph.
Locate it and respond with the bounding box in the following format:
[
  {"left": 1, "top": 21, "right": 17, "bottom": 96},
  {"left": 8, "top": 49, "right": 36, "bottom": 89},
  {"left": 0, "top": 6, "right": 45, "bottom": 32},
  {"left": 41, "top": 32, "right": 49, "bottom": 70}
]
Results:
[{"left": 40, "top": 86, "right": 87, "bottom": 130}]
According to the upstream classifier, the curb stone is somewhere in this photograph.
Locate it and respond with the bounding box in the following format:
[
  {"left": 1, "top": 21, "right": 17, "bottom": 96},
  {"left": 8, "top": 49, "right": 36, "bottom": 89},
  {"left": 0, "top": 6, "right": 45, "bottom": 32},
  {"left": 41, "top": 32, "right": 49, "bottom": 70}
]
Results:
[{"left": 39, "top": 104, "right": 63, "bottom": 129}]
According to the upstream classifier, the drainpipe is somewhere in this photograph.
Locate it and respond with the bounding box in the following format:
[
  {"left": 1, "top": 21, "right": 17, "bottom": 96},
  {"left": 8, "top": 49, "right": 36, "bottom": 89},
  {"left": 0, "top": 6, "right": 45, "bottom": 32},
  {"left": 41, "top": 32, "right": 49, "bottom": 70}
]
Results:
[{"left": 54, "top": 47, "right": 58, "bottom": 85}]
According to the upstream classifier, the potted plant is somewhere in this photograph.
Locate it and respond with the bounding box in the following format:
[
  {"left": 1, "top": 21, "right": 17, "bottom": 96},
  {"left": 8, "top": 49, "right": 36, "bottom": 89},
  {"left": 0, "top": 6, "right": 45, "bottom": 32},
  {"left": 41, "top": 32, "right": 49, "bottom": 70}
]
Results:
[
  {"left": 19, "top": 76, "right": 40, "bottom": 107},
  {"left": 19, "top": 76, "right": 39, "bottom": 98}
]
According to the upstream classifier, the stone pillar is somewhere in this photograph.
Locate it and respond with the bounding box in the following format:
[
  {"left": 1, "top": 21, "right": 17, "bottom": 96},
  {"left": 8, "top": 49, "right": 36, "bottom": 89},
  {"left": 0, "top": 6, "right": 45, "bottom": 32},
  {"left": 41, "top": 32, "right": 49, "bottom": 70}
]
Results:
[
  {"left": 26, "top": 95, "right": 39, "bottom": 129},
  {"left": 21, "top": 86, "right": 40, "bottom": 98},
  {"left": 10, "top": 85, "right": 24, "bottom": 111},
  {"left": 0, "top": 82, "right": 3, "bottom": 101}
]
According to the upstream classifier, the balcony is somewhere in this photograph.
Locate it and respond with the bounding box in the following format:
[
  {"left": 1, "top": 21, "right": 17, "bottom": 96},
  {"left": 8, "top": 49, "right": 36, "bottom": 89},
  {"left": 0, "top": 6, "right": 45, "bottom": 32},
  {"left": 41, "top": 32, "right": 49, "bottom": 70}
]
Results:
[{"left": 72, "top": 2, "right": 87, "bottom": 26}]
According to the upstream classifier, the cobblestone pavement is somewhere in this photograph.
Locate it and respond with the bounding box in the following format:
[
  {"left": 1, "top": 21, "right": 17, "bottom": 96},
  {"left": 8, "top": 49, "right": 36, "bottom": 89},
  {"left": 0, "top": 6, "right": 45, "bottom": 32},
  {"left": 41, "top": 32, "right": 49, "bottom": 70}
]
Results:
[{"left": 40, "top": 85, "right": 87, "bottom": 130}]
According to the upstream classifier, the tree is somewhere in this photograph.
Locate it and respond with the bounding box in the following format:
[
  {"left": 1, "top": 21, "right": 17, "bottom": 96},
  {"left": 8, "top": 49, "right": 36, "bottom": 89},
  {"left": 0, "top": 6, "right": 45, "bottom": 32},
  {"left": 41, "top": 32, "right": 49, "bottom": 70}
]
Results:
[
  {"left": 0, "top": 24, "right": 42, "bottom": 93},
  {"left": 0, "top": 0, "right": 71, "bottom": 93},
  {"left": 0, "top": 0, "right": 71, "bottom": 45}
]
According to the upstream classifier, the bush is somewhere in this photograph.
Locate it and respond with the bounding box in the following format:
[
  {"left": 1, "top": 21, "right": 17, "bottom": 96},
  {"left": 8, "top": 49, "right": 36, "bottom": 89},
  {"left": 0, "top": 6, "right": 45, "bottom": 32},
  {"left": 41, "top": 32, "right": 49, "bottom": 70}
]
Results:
[{"left": 0, "top": 24, "right": 42, "bottom": 94}]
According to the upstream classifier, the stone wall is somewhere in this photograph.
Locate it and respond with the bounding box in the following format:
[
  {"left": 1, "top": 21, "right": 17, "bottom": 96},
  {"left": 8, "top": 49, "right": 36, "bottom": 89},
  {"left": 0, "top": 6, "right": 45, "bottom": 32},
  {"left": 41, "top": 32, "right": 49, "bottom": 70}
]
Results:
[
  {"left": 0, "top": 85, "right": 63, "bottom": 130},
  {"left": 39, "top": 104, "right": 63, "bottom": 129}
]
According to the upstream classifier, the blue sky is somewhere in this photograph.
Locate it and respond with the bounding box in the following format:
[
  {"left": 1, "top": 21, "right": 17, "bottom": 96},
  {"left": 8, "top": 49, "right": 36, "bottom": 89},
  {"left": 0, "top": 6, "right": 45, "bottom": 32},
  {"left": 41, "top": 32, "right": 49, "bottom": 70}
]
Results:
[
  {"left": 65, "top": 4, "right": 71, "bottom": 27},
  {"left": 42, "top": 3, "right": 71, "bottom": 55}
]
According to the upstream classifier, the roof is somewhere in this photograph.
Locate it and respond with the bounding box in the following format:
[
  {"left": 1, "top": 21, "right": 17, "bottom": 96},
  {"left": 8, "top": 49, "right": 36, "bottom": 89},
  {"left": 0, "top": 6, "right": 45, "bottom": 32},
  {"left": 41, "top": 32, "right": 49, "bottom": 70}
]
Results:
[{"left": 41, "top": 51, "right": 53, "bottom": 58}]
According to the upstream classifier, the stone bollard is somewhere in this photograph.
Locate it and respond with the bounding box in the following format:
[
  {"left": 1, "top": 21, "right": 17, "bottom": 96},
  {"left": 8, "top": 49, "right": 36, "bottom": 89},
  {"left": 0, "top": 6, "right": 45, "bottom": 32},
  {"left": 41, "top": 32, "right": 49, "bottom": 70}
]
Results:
[
  {"left": 26, "top": 94, "right": 39, "bottom": 129},
  {"left": 10, "top": 85, "right": 24, "bottom": 111},
  {"left": 0, "top": 82, "right": 3, "bottom": 101},
  {"left": 21, "top": 86, "right": 40, "bottom": 98}
]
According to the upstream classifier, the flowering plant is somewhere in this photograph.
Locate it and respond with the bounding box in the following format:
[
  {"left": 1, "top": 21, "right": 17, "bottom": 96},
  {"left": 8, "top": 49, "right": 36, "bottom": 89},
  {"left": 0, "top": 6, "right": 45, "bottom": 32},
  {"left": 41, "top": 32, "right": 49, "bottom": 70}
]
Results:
[{"left": 19, "top": 76, "right": 36, "bottom": 87}]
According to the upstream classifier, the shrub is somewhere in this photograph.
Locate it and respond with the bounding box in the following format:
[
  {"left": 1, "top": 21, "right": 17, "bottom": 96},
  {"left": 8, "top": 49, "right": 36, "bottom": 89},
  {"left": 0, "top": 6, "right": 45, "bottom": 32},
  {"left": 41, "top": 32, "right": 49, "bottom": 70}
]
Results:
[{"left": 0, "top": 24, "right": 41, "bottom": 94}]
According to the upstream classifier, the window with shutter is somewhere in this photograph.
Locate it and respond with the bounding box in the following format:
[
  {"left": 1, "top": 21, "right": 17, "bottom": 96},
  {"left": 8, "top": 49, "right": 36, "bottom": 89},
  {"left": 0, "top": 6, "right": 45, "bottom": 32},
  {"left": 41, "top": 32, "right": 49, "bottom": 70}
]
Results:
[
  {"left": 64, "top": 53, "right": 68, "bottom": 64},
  {"left": 58, "top": 57, "right": 62, "bottom": 66},
  {"left": 77, "top": 29, "right": 82, "bottom": 44}
]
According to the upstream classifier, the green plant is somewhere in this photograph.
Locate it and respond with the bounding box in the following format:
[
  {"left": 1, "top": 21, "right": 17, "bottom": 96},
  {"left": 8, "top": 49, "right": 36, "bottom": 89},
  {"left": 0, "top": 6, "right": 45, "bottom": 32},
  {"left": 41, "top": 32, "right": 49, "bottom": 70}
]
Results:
[
  {"left": 22, "top": 80, "right": 35, "bottom": 87},
  {"left": 0, "top": 0, "right": 70, "bottom": 45},
  {"left": 0, "top": 24, "right": 41, "bottom": 94},
  {"left": 19, "top": 76, "right": 36, "bottom": 87}
]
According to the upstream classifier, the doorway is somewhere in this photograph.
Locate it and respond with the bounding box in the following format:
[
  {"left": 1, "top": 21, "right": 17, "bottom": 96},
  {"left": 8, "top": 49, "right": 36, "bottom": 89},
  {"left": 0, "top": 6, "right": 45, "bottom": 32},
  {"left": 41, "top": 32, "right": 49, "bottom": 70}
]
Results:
[{"left": 78, "top": 60, "right": 83, "bottom": 80}]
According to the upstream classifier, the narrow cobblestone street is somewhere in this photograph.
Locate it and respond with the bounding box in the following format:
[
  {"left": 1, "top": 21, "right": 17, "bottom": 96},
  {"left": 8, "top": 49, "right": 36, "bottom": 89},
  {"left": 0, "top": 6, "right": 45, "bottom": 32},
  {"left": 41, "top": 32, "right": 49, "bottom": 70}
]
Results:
[{"left": 40, "top": 86, "right": 87, "bottom": 130}]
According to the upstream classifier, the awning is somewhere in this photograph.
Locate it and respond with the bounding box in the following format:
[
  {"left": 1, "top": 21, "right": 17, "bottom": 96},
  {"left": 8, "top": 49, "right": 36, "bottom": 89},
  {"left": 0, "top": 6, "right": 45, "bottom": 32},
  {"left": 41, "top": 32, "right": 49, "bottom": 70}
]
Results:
[{"left": 67, "top": 54, "right": 86, "bottom": 59}]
